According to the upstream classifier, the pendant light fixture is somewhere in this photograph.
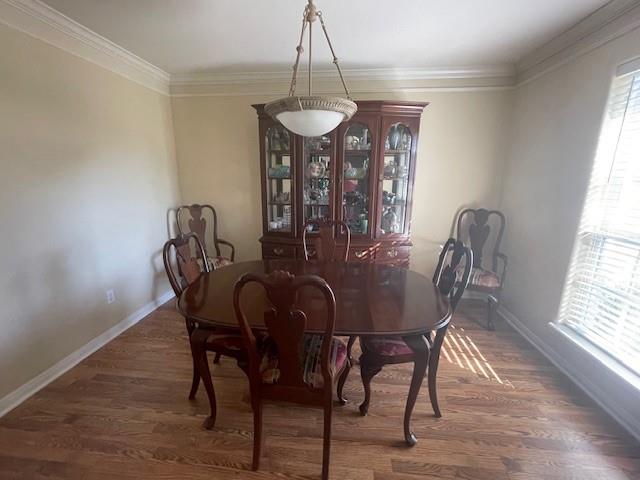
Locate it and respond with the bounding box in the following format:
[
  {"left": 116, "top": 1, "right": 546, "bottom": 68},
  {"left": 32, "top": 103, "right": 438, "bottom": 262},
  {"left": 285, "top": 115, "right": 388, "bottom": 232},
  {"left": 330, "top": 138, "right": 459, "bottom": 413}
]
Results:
[{"left": 264, "top": 0, "right": 357, "bottom": 137}]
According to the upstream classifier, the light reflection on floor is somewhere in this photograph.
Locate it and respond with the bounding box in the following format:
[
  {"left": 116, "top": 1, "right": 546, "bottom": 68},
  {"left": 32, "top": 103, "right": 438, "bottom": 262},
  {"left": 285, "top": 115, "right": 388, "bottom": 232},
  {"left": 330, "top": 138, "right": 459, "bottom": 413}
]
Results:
[{"left": 441, "top": 324, "right": 514, "bottom": 388}]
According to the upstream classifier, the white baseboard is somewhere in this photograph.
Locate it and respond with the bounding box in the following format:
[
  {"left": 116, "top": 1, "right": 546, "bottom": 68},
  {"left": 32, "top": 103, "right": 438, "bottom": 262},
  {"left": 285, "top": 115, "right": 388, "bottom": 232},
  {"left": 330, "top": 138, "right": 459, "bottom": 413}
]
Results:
[
  {"left": 498, "top": 306, "right": 640, "bottom": 443},
  {"left": 0, "top": 290, "right": 175, "bottom": 418}
]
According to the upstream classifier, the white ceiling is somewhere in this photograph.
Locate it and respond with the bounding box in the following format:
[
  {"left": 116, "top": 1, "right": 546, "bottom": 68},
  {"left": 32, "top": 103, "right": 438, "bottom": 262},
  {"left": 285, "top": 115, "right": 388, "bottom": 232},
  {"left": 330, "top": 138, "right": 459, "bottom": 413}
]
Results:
[{"left": 40, "top": 0, "right": 610, "bottom": 75}]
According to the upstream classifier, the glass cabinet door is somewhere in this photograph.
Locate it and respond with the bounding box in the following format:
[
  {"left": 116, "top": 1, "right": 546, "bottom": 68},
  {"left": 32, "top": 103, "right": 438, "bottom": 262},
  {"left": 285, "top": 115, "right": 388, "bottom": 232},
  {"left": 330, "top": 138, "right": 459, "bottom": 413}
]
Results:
[
  {"left": 302, "top": 135, "right": 333, "bottom": 232},
  {"left": 265, "top": 126, "right": 292, "bottom": 233},
  {"left": 341, "top": 123, "right": 372, "bottom": 235},
  {"left": 380, "top": 123, "right": 412, "bottom": 235}
]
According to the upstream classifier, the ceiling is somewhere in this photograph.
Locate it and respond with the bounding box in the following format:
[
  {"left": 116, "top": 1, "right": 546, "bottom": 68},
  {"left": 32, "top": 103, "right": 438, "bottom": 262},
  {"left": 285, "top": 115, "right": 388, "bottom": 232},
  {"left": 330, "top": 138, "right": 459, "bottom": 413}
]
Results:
[{"left": 40, "top": 0, "right": 610, "bottom": 75}]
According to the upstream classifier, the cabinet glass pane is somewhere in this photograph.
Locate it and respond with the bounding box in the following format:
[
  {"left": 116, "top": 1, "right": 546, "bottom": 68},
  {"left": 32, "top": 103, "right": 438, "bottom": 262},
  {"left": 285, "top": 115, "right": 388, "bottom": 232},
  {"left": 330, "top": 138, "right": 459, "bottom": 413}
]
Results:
[
  {"left": 342, "top": 124, "right": 371, "bottom": 235},
  {"left": 265, "top": 126, "right": 292, "bottom": 232},
  {"left": 380, "top": 123, "right": 412, "bottom": 234},
  {"left": 303, "top": 135, "right": 332, "bottom": 232}
]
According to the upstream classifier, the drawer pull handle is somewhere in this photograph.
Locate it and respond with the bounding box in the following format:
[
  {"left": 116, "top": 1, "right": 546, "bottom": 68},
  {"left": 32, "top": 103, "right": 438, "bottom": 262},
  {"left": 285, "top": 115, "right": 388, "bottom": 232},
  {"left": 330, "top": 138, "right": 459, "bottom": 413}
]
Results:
[
  {"left": 387, "top": 249, "right": 399, "bottom": 258},
  {"left": 355, "top": 250, "right": 366, "bottom": 259},
  {"left": 307, "top": 248, "right": 317, "bottom": 257},
  {"left": 273, "top": 247, "right": 284, "bottom": 256}
]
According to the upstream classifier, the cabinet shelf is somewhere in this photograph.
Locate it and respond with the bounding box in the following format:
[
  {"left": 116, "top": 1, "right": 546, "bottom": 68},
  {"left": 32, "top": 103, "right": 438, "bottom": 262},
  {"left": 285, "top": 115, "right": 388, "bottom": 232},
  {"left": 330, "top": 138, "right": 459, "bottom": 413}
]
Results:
[
  {"left": 385, "top": 149, "right": 410, "bottom": 155},
  {"left": 345, "top": 149, "right": 371, "bottom": 154},
  {"left": 383, "top": 176, "right": 409, "bottom": 181}
]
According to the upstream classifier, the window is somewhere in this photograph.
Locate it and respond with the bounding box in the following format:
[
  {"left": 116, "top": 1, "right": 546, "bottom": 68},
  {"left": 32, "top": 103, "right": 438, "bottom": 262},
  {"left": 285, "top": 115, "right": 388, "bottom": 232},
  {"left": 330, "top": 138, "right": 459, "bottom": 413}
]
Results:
[{"left": 559, "top": 60, "right": 640, "bottom": 375}]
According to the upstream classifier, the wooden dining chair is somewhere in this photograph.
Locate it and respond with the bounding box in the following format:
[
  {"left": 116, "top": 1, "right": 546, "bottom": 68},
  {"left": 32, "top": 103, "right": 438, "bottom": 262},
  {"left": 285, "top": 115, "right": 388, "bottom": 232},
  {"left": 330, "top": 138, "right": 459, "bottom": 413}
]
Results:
[
  {"left": 358, "top": 239, "right": 473, "bottom": 426},
  {"left": 177, "top": 204, "right": 236, "bottom": 269},
  {"left": 303, "top": 218, "right": 356, "bottom": 404},
  {"left": 456, "top": 208, "right": 507, "bottom": 330},
  {"left": 233, "top": 270, "right": 350, "bottom": 480},
  {"left": 302, "top": 218, "right": 351, "bottom": 262},
  {"left": 163, "top": 233, "right": 246, "bottom": 428}
]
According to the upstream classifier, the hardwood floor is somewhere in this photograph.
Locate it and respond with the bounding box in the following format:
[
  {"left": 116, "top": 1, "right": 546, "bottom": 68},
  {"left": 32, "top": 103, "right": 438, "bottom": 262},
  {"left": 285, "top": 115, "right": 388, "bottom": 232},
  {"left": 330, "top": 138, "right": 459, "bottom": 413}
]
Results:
[{"left": 1, "top": 300, "right": 638, "bottom": 479}]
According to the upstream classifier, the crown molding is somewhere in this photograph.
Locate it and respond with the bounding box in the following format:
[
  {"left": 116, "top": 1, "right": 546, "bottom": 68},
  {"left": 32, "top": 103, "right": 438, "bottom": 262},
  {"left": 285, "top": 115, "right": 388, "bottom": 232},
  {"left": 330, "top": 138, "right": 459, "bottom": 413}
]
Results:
[
  {"left": 170, "top": 66, "right": 516, "bottom": 86},
  {"left": 169, "top": 66, "right": 516, "bottom": 96},
  {"left": 517, "top": 0, "right": 640, "bottom": 85},
  {"left": 0, "top": 0, "right": 170, "bottom": 95}
]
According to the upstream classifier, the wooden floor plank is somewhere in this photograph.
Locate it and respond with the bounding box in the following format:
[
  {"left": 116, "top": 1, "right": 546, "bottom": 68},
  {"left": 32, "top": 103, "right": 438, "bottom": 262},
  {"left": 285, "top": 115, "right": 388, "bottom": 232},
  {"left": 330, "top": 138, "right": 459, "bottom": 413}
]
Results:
[{"left": 0, "top": 300, "right": 638, "bottom": 479}]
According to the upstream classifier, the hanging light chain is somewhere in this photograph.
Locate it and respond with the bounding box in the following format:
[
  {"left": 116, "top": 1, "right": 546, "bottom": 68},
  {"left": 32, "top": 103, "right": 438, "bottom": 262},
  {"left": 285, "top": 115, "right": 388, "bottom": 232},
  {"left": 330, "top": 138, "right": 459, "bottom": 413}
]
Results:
[
  {"left": 287, "top": 1, "right": 352, "bottom": 100},
  {"left": 288, "top": 12, "right": 308, "bottom": 97},
  {"left": 317, "top": 10, "right": 352, "bottom": 99}
]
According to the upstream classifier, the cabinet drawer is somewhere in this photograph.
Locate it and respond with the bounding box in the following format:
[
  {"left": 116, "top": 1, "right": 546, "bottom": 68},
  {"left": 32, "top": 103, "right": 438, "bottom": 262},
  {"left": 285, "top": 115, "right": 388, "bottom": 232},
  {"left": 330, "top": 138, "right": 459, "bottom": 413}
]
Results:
[
  {"left": 262, "top": 243, "right": 295, "bottom": 259},
  {"left": 348, "top": 247, "right": 376, "bottom": 262},
  {"left": 377, "top": 246, "right": 410, "bottom": 264}
]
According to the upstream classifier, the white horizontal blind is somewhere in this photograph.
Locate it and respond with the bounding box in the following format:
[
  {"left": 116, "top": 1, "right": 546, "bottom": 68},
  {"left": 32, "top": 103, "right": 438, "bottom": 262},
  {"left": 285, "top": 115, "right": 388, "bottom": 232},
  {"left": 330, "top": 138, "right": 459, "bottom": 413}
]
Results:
[{"left": 559, "top": 67, "right": 640, "bottom": 375}]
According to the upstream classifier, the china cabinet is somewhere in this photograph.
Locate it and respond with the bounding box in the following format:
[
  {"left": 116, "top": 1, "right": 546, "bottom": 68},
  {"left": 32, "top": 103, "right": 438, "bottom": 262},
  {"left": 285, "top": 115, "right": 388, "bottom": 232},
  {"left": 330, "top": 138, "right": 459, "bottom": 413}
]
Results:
[{"left": 254, "top": 100, "right": 427, "bottom": 267}]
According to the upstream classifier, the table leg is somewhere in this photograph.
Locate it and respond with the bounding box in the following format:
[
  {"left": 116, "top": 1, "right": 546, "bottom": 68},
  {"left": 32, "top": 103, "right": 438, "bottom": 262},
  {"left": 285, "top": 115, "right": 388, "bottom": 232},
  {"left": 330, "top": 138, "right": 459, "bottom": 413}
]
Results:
[
  {"left": 190, "top": 333, "right": 217, "bottom": 430},
  {"left": 402, "top": 334, "right": 430, "bottom": 446}
]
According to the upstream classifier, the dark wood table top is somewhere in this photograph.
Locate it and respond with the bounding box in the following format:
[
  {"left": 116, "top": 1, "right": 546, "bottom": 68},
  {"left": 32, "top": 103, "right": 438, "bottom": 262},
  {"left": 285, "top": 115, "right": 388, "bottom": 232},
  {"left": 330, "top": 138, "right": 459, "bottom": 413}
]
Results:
[{"left": 179, "top": 259, "right": 451, "bottom": 336}]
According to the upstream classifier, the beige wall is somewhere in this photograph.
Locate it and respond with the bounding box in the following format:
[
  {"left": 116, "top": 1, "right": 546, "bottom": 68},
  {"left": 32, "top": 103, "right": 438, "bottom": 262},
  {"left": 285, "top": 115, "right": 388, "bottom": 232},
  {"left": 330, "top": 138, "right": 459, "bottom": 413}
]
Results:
[
  {"left": 0, "top": 24, "right": 181, "bottom": 400},
  {"left": 499, "top": 28, "right": 640, "bottom": 434},
  {"left": 171, "top": 90, "right": 513, "bottom": 277}
]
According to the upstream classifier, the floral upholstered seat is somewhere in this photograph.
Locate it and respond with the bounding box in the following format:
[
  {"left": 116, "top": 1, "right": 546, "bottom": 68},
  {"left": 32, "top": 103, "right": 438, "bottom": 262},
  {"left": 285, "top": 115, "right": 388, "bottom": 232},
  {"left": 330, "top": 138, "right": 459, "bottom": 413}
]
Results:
[
  {"left": 361, "top": 336, "right": 413, "bottom": 356},
  {"left": 260, "top": 334, "right": 347, "bottom": 389},
  {"left": 209, "top": 255, "right": 233, "bottom": 269},
  {"left": 456, "top": 265, "right": 501, "bottom": 289}
]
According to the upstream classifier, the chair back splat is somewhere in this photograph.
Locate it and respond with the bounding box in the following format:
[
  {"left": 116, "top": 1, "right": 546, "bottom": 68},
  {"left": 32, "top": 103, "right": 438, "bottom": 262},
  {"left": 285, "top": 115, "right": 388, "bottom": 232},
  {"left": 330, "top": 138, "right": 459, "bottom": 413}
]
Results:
[
  {"left": 163, "top": 232, "right": 210, "bottom": 296},
  {"left": 456, "top": 208, "right": 505, "bottom": 271},
  {"left": 303, "top": 219, "right": 351, "bottom": 262},
  {"left": 432, "top": 238, "right": 473, "bottom": 312}
]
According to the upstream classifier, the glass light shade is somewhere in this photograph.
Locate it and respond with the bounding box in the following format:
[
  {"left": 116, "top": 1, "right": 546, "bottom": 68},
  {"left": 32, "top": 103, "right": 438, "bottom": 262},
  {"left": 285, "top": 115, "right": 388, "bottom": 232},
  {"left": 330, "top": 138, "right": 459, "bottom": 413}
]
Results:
[
  {"left": 265, "top": 96, "right": 357, "bottom": 137},
  {"left": 276, "top": 109, "right": 345, "bottom": 137}
]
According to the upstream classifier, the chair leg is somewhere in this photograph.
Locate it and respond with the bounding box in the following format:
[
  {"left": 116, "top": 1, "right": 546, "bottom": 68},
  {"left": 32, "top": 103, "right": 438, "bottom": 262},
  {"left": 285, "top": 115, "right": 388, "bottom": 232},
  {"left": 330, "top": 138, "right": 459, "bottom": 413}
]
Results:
[
  {"left": 213, "top": 352, "right": 222, "bottom": 364},
  {"left": 251, "top": 400, "right": 263, "bottom": 471},
  {"left": 188, "top": 355, "right": 200, "bottom": 400},
  {"left": 403, "top": 335, "right": 429, "bottom": 446},
  {"left": 321, "top": 402, "right": 333, "bottom": 480},
  {"left": 191, "top": 338, "right": 217, "bottom": 430},
  {"left": 346, "top": 335, "right": 357, "bottom": 364},
  {"left": 487, "top": 296, "right": 496, "bottom": 331},
  {"left": 359, "top": 355, "right": 382, "bottom": 416},
  {"left": 428, "top": 327, "right": 447, "bottom": 418},
  {"left": 186, "top": 319, "right": 199, "bottom": 399},
  {"left": 336, "top": 359, "right": 350, "bottom": 405}
]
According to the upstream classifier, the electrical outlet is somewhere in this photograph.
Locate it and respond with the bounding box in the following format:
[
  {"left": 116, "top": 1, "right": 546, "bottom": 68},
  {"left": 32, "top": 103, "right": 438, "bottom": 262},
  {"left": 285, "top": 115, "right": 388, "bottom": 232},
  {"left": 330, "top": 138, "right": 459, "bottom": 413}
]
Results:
[{"left": 106, "top": 289, "right": 116, "bottom": 304}]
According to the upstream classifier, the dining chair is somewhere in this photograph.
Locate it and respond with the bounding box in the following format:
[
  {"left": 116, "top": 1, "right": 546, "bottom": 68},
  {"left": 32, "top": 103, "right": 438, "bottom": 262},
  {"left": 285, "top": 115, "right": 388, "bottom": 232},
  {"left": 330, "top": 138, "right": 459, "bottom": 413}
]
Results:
[
  {"left": 303, "top": 218, "right": 356, "bottom": 404},
  {"left": 177, "top": 204, "right": 236, "bottom": 270},
  {"left": 233, "top": 270, "right": 350, "bottom": 480},
  {"left": 456, "top": 208, "right": 507, "bottom": 330},
  {"left": 358, "top": 238, "right": 473, "bottom": 422},
  {"left": 302, "top": 218, "right": 351, "bottom": 262},
  {"left": 163, "top": 233, "right": 246, "bottom": 428}
]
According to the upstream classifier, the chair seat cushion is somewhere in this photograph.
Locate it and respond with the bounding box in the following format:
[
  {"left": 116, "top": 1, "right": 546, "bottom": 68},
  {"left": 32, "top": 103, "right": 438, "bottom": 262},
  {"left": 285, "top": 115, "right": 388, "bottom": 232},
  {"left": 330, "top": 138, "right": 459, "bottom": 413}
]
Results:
[
  {"left": 260, "top": 334, "right": 347, "bottom": 389},
  {"left": 456, "top": 265, "right": 501, "bottom": 289},
  {"left": 361, "top": 336, "right": 413, "bottom": 356},
  {"left": 209, "top": 256, "right": 233, "bottom": 269}
]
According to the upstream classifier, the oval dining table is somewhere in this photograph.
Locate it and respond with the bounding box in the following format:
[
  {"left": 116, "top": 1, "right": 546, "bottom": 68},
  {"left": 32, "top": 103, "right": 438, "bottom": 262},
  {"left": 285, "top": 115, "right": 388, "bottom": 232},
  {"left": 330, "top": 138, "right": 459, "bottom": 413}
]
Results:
[{"left": 178, "top": 259, "right": 452, "bottom": 446}]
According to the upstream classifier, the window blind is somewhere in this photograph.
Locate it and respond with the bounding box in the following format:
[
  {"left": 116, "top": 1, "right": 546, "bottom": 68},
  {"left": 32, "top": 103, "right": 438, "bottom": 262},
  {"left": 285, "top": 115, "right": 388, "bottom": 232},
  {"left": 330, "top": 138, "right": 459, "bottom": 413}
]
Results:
[{"left": 559, "top": 66, "right": 640, "bottom": 375}]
